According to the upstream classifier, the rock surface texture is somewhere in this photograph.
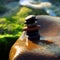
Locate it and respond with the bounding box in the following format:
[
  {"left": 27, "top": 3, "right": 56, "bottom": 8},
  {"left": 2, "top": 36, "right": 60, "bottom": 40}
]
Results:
[{"left": 9, "top": 15, "right": 60, "bottom": 60}]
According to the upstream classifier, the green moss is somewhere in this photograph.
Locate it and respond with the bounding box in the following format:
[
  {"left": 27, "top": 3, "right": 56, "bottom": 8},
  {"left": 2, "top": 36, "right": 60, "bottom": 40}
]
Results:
[
  {"left": 17, "top": 7, "right": 33, "bottom": 18},
  {"left": 0, "top": 6, "right": 47, "bottom": 35}
]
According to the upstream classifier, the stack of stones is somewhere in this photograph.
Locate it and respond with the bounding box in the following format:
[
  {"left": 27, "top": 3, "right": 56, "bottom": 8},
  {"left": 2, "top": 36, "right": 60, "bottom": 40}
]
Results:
[{"left": 23, "top": 15, "right": 40, "bottom": 41}]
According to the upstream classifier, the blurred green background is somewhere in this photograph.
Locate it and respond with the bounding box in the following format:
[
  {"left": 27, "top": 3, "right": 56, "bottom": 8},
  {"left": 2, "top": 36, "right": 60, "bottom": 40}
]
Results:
[{"left": 0, "top": 0, "right": 60, "bottom": 60}]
